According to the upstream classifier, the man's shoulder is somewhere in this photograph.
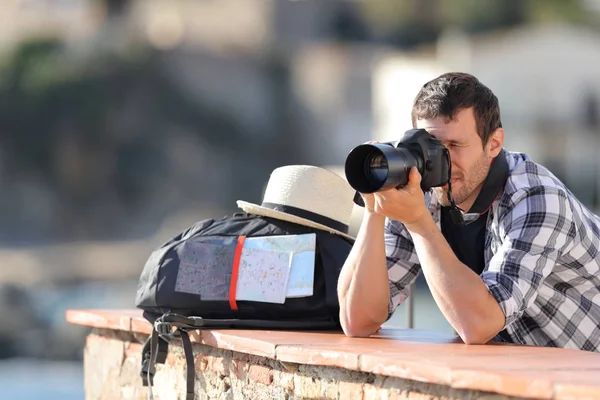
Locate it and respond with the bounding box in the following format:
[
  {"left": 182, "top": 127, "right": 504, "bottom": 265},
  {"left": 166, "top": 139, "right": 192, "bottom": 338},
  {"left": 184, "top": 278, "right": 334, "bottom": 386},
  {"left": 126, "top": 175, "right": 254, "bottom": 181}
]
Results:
[
  {"left": 493, "top": 150, "right": 583, "bottom": 224},
  {"left": 502, "top": 150, "right": 569, "bottom": 199}
]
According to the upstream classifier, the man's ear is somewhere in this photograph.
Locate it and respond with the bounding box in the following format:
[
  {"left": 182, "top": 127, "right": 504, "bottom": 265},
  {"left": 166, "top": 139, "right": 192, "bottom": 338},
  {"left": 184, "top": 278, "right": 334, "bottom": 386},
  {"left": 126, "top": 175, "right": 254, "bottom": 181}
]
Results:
[{"left": 487, "top": 128, "right": 504, "bottom": 157}]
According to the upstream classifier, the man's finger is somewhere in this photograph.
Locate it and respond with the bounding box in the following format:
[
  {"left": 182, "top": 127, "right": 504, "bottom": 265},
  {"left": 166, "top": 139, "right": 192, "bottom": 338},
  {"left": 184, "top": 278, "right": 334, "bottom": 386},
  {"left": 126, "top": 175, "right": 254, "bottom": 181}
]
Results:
[{"left": 407, "top": 167, "right": 422, "bottom": 189}]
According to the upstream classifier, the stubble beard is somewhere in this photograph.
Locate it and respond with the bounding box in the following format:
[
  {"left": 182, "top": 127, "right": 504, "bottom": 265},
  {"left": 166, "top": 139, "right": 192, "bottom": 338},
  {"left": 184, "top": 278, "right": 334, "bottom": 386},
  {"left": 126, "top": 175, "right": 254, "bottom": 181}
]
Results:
[{"left": 433, "top": 152, "right": 491, "bottom": 208}]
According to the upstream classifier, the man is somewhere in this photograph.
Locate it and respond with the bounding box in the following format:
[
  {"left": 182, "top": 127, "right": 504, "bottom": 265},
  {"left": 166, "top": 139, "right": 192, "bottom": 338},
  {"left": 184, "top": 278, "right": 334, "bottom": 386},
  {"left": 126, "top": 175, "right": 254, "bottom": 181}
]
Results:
[{"left": 337, "top": 72, "right": 600, "bottom": 351}]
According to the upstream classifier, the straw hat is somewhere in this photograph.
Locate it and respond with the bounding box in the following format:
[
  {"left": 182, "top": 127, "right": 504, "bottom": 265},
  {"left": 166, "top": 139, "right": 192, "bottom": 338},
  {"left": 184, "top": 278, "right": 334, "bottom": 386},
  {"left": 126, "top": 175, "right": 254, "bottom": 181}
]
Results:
[{"left": 237, "top": 165, "right": 355, "bottom": 241}]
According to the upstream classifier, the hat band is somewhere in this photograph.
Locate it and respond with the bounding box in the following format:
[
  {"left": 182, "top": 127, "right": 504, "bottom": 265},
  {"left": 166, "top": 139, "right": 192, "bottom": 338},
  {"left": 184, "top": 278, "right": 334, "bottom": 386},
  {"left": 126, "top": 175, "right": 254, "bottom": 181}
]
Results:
[{"left": 261, "top": 202, "right": 349, "bottom": 234}]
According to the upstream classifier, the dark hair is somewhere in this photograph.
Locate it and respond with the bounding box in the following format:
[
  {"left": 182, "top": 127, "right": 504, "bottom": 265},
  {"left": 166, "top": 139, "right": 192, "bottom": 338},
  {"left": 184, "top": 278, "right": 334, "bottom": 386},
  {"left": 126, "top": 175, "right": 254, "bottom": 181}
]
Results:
[{"left": 411, "top": 72, "right": 502, "bottom": 146}]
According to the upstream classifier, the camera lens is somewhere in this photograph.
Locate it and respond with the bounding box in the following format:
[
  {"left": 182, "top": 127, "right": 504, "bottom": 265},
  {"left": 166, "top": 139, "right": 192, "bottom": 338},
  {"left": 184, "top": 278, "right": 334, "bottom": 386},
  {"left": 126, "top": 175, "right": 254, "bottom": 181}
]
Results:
[
  {"left": 345, "top": 129, "right": 450, "bottom": 195},
  {"left": 366, "top": 153, "right": 388, "bottom": 185},
  {"left": 345, "top": 143, "right": 420, "bottom": 193}
]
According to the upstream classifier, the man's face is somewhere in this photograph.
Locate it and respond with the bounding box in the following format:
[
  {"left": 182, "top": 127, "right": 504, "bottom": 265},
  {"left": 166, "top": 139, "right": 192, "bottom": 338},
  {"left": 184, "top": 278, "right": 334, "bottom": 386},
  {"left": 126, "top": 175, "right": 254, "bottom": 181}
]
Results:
[{"left": 416, "top": 108, "right": 502, "bottom": 211}]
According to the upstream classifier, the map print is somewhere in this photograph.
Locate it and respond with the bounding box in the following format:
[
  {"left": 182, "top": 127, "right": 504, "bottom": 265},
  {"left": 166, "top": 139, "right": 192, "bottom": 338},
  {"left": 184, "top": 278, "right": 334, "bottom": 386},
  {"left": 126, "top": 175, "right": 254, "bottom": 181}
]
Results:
[
  {"left": 242, "top": 234, "right": 316, "bottom": 298},
  {"left": 235, "top": 248, "right": 291, "bottom": 304},
  {"left": 175, "top": 238, "right": 237, "bottom": 300},
  {"left": 174, "top": 234, "right": 317, "bottom": 303}
]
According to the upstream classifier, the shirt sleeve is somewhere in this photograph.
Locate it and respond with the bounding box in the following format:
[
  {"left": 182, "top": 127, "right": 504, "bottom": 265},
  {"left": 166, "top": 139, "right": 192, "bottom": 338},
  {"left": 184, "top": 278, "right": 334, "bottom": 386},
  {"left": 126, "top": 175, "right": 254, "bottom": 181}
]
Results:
[
  {"left": 481, "top": 185, "right": 575, "bottom": 328},
  {"left": 385, "top": 218, "right": 422, "bottom": 319}
]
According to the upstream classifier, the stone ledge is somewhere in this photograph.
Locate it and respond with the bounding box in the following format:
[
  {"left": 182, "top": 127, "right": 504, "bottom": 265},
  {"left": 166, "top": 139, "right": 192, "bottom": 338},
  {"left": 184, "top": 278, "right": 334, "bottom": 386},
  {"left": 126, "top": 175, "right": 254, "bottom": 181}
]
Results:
[
  {"left": 67, "top": 309, "right": 600, "bottom": 399},
  {"left": 85, "top": 329, "right": 527, "bottom": 400}
]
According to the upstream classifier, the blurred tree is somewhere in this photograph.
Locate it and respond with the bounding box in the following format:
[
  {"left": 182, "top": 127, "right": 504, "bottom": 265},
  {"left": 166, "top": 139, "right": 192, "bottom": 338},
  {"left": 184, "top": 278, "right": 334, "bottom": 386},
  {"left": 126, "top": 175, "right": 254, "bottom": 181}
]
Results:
[
  {"left": 525, "top": 0, "right": 589, "bottom": 24},
  {"left": 0, "top": 30, "right": 316, "bottom": 243},
  {"left": 0, "top": 37, "right": 261, "bottom": 242},
  {"left": 358, "top": 0, "right": 439, "bottom": 47},
  {"left": 439, "top": 0, "right": 526, "bottom": 33},
  {"left": 357, "top": 0, "right": 590, "bottom": 48}
]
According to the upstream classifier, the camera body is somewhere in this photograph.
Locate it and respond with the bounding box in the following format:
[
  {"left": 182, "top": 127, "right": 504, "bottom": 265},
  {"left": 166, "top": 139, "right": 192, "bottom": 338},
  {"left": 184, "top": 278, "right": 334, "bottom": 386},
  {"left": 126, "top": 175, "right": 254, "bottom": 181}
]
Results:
[{"left": 344, "top": 128, "right": 450, "bottom": 194}]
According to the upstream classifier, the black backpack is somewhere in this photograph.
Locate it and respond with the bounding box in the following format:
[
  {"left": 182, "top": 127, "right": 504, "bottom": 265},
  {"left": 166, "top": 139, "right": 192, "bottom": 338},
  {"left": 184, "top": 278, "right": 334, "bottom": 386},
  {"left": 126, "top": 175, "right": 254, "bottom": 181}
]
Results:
[{"left": 135, "top": 213, "right": 353, "bottom": 399}]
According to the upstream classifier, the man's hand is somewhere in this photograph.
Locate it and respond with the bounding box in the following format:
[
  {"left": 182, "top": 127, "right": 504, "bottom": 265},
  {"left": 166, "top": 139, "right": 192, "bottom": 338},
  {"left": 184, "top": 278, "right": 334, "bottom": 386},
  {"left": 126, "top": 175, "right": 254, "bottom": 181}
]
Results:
[
  {"left": 360, "top": 192, "right": 376, "bottom": 214},
  {"left": 372, "top": 167, "right": 429, "bottom": 225}
]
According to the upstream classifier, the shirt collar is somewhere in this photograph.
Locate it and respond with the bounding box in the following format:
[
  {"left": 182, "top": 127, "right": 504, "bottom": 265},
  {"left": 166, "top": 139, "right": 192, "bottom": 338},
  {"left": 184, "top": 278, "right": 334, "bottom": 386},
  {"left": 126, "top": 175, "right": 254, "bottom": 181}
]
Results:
[{"left": 427, "top": 149, "right": 510, "bottom": 227}]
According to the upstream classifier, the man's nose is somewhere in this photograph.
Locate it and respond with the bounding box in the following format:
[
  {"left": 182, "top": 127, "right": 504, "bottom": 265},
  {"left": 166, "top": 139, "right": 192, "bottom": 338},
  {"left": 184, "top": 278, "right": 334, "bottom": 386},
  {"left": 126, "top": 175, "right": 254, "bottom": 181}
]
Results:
[{"left": 449, "top": 160, "right": 458, "bottom": 173}]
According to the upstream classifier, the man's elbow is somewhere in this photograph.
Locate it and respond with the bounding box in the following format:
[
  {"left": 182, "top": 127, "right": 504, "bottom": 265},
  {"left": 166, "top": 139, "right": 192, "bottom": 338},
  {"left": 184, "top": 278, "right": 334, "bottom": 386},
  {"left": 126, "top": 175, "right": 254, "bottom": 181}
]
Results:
[
  {"left": 457, "top": 301, "right": 505, "bottom": 345},
  {"left": 338, "top": 293, "right": 389, "bottom": 338},
  {"left": 457, "top": 324, "right": 498, "bottom": 345},
  {"left": 341, "top": 321, "right": 378, "bottom": 338},
  {"left": 460, "top": 332, "right": 489, "bottom": 345},
  {"left": 339, "top": 311, "right": 385, "bottom": 338}
]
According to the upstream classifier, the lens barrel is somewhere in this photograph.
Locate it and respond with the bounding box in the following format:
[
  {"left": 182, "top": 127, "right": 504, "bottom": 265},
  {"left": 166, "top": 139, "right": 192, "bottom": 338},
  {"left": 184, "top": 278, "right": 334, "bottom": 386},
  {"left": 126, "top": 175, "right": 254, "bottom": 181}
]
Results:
[{"left": 344, "top": 143, "right": 420, "bottom": 193}]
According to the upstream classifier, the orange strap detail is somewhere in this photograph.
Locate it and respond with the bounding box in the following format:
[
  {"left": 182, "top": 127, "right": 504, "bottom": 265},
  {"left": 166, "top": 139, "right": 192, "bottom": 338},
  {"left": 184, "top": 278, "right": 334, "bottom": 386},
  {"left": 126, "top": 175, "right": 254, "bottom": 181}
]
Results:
[{"left": 229, "top": 235, "right": 246, "bottom": 311}]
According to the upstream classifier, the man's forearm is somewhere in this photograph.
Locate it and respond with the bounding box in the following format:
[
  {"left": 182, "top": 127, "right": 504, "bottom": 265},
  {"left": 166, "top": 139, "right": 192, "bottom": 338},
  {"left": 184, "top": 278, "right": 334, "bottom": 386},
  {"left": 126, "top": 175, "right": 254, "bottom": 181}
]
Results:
[
  {"left": 405, "top": 216, "right": 505, "bottom": 344},
  {"left": 338, "top": 213, "right": 390, "bottom": 337}
]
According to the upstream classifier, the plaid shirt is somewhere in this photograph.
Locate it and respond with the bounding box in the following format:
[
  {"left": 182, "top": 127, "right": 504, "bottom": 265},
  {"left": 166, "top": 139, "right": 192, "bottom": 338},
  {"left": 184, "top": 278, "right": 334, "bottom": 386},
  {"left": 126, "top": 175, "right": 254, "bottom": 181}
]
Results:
[{"left": 386, "top": 150, "right": 600, "bottom": 351}]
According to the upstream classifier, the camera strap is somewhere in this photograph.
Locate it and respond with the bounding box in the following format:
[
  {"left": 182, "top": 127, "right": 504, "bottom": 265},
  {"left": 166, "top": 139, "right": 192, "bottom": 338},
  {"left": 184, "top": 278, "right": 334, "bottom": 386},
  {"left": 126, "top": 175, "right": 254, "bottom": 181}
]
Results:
[{"left": 447, "top": 149, "right": 509, "bottom": 227}]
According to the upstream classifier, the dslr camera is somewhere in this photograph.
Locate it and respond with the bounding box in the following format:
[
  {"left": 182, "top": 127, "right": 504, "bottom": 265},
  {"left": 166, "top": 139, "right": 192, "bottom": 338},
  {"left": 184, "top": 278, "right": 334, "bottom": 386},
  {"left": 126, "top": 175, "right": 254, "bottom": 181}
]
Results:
[{"left": 344, "top": 128, "right": 450, "bottom": 194}]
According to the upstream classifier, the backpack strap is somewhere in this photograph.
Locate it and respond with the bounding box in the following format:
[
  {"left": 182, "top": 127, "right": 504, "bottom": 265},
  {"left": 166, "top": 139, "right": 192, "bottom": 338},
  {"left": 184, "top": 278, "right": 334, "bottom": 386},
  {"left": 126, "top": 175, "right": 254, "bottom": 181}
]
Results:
[
  {"left": 140, "top": 330, "right": 169, "bottom": 387},
  {"left": 180, "top": 330, "right": 195, "bottom": 400},
  {"left": 139, "top": 314, "right": 199, "bottom": 399},
  {"left": 140, "top": 312, "right": 340, "bottom": 399}
]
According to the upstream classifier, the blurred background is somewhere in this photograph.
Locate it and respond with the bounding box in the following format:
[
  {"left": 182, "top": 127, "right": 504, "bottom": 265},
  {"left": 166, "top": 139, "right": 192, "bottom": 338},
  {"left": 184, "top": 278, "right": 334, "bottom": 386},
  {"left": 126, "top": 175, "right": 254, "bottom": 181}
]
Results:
[{"left": 1, "top": 0, "right": 600, "bottom": 398}]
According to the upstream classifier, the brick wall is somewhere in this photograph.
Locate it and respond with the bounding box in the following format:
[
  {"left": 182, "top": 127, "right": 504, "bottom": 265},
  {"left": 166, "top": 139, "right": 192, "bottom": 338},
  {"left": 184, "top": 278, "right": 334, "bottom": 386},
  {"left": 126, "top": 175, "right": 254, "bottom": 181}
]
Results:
[{"left": 83, "top": 328, "right": 521, "bottom": 400}]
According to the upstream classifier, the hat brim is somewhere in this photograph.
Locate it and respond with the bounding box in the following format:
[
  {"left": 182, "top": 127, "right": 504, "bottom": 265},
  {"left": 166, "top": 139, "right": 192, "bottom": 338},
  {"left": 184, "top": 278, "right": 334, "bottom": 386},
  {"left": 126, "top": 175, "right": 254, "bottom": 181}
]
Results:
[{"left": 236, "top": 200, "right": 355, "bottom": 241}]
